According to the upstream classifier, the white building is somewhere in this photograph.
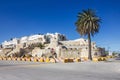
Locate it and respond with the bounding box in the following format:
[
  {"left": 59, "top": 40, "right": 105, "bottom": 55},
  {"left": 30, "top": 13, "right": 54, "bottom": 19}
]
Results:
[
  {"left": 2, "top": 38, "right": 19, "bottom": 48},
  {"left": 20, "top": 36, "right": 28, "bottom": 44},
  {"left": 45, "top": 33, "right": 66, "bottom": 42},
  {"left": 27, "top": 34, "right": 46, "bottom": 44},
  {"left": 1, "top": 33, "right": 66, "bottom": 49},
  {"left": 52, "top": 38, "right": 98, "bottom": 58},
  {"left": 0, "top": 33, "right": 105, "bottom": 58}
]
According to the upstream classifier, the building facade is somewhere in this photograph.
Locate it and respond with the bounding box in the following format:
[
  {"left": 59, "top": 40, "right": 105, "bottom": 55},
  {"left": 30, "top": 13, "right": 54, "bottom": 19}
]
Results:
[
  {"left": 1, "top": 33, "right": 66, "bottom": 49},
  {"left": 0, "top": 33, "right": 105, "bottom": 58}
]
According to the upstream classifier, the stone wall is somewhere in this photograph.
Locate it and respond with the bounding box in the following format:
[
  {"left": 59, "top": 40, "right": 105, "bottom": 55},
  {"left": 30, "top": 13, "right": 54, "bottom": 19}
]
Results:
[{"left": 59, "top": 48, "right": 81, "bottom": 58}]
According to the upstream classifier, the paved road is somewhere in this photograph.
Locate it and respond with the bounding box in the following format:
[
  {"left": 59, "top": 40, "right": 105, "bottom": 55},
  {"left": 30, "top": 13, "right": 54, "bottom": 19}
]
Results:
[{"left": 0, "top": 60, "right": 120, "bottom": 80}]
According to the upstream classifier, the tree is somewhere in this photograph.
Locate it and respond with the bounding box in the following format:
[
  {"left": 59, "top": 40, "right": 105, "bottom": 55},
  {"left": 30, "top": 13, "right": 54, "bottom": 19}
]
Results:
[
  {"left": 37, "top": 43, "right": 45, "bottom": 49},
  {"left": 75, "top": 9, "right": 101, "bottom": 60}
]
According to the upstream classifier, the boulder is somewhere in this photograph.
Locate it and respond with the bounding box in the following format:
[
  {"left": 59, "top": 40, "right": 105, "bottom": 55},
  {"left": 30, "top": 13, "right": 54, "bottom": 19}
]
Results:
[{"left": 32, "top": 47, "right": 42, "bottom": 57}]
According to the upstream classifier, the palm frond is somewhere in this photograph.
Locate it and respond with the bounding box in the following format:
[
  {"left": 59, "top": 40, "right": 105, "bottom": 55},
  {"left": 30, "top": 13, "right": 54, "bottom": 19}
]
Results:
[{"left": 75, "top": 9, "right": 100, "bottom": 37}]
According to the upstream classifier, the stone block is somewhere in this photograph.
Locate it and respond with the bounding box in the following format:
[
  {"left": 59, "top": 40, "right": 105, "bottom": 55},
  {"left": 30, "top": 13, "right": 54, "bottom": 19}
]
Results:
[
  {"left": 26, "top": 58, "right": 31, "bottom": 61},
  {"left": 8, "top": 57, "right": 12, "bottom": 60},
  {"left": 39, "top": 57, "right": 44, "bottom": 62},
  {"left": 17, "top": 58, "right": 22, "bottom": 61},
  {"left": 45, "top": 58, "right": 50, "bottom": 63},
  {"left": 92, "top": 58, "right": 99, "bottom": 62},
  {"left": 74, "top": 58, "right": 81, "bottom": 62},
  {"left": 68, "top": 58, "right": 74, "bottom": 62},
  {"left": 0, "top": 57, "right": 3, "bottom": 60},
  {"left": 63, "top": 58, "right": 68, "bottom": 63},
  {"left": 21, "top": 58, "right": 26, "bottom": 61},
  {"left": 34, "top": 58, "right": 38, "bottom": 62},
  {"left": 50, "top": 58, "right": 56, "bottom": 63}
]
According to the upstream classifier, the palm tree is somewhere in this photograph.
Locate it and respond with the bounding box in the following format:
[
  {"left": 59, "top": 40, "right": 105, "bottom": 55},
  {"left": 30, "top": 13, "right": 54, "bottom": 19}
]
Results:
[{"left": 75, "top": 9, "right": 101, "bottom": 60}]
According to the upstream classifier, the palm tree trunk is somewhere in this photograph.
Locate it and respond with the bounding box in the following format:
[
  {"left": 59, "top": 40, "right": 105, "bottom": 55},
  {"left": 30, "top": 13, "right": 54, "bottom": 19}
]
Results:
[{"left": 88, "top": 33, "right": 92, "bottom": 60}]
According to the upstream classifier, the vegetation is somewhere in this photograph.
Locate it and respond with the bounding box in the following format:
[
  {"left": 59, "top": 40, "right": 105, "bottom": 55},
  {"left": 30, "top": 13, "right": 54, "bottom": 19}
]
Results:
[
  {"left": 75, "top": 9, "right": 101, "bottom": 60},
  {"left": 37, "top": 43, "right": 45, "bottom": 49},
  {"left": 112, "top": 51, "right": 119, "bottom": 56},
  {"left": 105, "top": 51, "right": 109, "bottom": 56},
  {"left": 28, "top": 43, "right": 45, "bottom": 49}
]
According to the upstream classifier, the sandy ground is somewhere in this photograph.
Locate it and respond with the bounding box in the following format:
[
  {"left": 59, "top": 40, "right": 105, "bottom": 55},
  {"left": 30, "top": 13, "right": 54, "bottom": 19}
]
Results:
[{"left": 0, "top": 60, "right": 120, "bottom": 80}]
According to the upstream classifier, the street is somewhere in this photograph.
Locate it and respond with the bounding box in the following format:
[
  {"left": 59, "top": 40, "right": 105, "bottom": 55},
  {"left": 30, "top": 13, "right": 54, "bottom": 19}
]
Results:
[{"left": 0, "top": 60, "right": 120, "bottom": 80}]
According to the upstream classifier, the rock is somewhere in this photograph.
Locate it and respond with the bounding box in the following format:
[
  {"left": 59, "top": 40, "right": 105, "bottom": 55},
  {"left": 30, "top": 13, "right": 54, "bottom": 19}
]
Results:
[
  {"left": 50, "top": 58, "right": 56, "bottom": 63},
  {"left": 32, "top": 47, "right": 42, "bottom": 57}
]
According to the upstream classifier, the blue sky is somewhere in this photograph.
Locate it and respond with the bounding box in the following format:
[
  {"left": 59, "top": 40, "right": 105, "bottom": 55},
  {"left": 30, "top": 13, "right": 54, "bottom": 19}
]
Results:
[{"left": 0, "top": 0, "right": 120, "bottom": 51}]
